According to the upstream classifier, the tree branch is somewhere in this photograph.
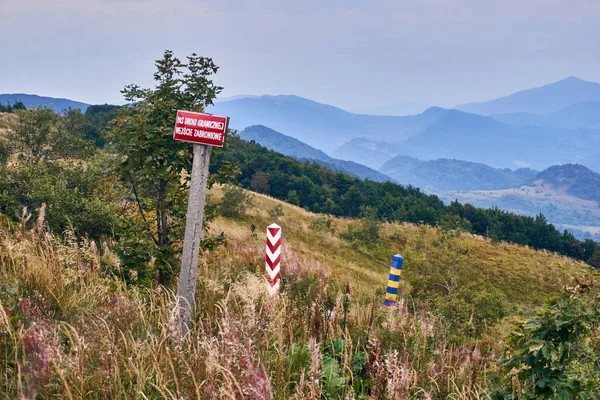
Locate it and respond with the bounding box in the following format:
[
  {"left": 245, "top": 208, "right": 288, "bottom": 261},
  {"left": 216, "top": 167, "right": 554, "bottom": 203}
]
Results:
[
  {"left": 432, "top": 282, "right": 452, "bottom": 294},
  {"left": 128, "top": 174, "right": 159, "bottom": 246}
]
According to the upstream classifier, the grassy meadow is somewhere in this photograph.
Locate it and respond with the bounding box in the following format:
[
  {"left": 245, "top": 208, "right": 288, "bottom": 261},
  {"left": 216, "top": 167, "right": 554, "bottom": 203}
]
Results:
[{"left": 1, "top": 186, "right": 596, "bottom": 399}]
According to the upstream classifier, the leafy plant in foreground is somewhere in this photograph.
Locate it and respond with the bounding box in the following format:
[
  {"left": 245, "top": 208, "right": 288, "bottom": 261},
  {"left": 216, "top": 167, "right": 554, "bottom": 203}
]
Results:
[{"left": 495, "top": 288, "right": 600, "bottom": 399}]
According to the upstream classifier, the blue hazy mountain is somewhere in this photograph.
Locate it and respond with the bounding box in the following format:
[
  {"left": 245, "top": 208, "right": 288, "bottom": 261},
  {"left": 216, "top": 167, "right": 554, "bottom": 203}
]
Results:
[
  {"left": 491, "top": 100, "right": 600, "bottom": 130},
  {"left": 379, "top": 156, "right": 538, "bottom": 191},
  {"left": 332, "top": 138, "right": 412, "bottom": 170},
  {"left": 208, "top": 95, "right": 447, "bottom": 153},
  {"left": 433, "top": 164, "right": 600, "bottom": 242},
  {"left": 397, "top": 109, "right": 600, "bottom": 169},
  {"left": 357, "top": 102, "right": 430, "bottom": 116},
  {"left": 0, "top": 93, "right": 89, "bottom": 112},
  {"left": 455, "top": 77, "right": 600, "bottom": 115},
  {"left": 240, "top": 125, "right": 394, "bottom": 183}
]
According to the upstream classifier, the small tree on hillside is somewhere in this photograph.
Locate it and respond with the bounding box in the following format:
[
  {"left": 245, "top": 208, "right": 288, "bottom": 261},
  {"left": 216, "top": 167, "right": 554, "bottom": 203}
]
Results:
[
  {"left": 107, "top": 50, "right": 223, "bottom": 282},
  {"left": 11, "top": 108, "right": 93, "bottom": 163},
  {"left": 250, "top": 171, "right": 270, "bottom": 194}
]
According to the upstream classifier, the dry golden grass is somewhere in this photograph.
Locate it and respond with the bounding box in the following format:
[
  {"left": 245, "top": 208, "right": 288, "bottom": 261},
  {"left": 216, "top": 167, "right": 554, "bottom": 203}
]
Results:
[
  {"left": 0, "top": 220, "right": 496, "bottom": 399},
  {"left": 0, "top": 187, "right": 596, "bottom": 398},
  {"left": 208, "top": 186, "right": 594, "bottom": 308},
  {"left": 0, "top": 112, "right": 17, "bottom": 135}
]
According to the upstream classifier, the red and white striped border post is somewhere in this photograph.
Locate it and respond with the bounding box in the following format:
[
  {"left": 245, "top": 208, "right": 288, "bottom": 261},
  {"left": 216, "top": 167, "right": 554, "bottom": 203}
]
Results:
[{"left": 265, "top": 223, "right": 282, "bottom": 295}]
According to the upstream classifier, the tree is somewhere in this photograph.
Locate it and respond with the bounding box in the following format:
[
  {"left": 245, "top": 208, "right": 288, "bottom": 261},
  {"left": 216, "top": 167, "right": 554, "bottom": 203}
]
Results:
[
  {"left": 11, "top": 108, "right": 92, "bottom": 163},
  {"left": 250, "top": 171, "right": 270, "bottom": 194},
  {"left": 83, "top": 104, "right": 121, "bottom": 146},
  {"left": 287, "top": 190, "right": 300, "bottom": 206},
  {"left": 107, "top": 50, "right": 223, "bottom": 283}
]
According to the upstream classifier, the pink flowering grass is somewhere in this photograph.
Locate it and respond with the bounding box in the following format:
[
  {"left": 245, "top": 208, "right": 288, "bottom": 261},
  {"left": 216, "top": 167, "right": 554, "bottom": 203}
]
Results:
[{"left": 0, "top": 219, "right": 499, "bottom": 399}]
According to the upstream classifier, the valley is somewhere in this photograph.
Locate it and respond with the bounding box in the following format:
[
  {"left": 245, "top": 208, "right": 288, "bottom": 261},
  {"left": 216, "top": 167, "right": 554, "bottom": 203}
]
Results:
[{"left": 432, "top": 182, "right": 600, "bottom": 241}]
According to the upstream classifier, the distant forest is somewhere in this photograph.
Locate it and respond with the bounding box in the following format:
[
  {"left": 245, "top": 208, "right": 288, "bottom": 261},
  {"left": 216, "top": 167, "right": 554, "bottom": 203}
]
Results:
[{"left": 0, "top": 101, "right": 26, "bottom": 113}]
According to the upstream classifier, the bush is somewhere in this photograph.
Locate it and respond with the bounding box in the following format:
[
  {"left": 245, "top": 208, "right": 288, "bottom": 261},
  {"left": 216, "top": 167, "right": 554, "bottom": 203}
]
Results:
[
  {"left": 341, "top": 206, "right": 380, "bottom": 248},
  {"left": 494, "top": 289, "right": 600, "bottom": 398},
  {"left": 219, "top": 184, "right": 253, "bottom": 219},
  {"left": 287, "top": 190, "right": 300, "bottom": 206},
  {"left": 309, "top": 216, "right": 332, "bottom": 232},
  {"left": 267, "top": 204, "right": 284, "bottom": 220},
  {"left": 2, "top": 160, "right": 119, "bottom": 239}
]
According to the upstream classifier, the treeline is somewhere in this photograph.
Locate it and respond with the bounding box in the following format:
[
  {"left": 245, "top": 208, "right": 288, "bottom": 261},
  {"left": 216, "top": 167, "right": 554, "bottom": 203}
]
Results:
[
  {"left": 213, "top": 135, "right": 600, "bottom": 269},
  {"left": 0, "top": 101, "right": 26, "bottom": 113}
]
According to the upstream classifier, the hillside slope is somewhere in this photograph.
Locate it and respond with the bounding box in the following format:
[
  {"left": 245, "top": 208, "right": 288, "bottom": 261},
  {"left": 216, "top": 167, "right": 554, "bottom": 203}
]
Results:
[
  {"left": 1, "top": 188, "right": 595, "bottom": 398},
  {"left": 240, "top": 125, "right": 394, "bottom": 182},
  {"left": 207, "top": 187, "right": 594, "bottom": 307}
]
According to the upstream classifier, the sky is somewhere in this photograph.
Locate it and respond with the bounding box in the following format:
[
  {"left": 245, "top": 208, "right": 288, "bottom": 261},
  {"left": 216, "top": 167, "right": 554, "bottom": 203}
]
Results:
[{"left": 1, "top": 0, "right": 599, "bottom": 111}]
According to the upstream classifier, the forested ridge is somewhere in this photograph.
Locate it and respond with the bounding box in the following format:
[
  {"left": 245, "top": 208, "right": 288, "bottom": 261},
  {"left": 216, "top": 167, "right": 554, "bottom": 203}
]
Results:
[{"left": 214, "top": 134, "right": 600, "bottom": 268}]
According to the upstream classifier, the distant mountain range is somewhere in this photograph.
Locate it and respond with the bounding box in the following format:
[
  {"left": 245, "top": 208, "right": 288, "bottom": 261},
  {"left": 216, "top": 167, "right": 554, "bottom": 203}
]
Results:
[
  {"left": 240, "top": 125, "right": 393, "bottom": 183},
  {"left": 240, "top": 123, "right": 600, "bottom": 240},
  {"left": 455, "top": 77, "right": 600, "bottom": 115},
  {"left": 0, "top": 93, "right": 89, "bottom": 112},
  {"left": 332, "top": 108, "right": 599, "bottom": 171},
  {"left": 356, "top": 102, "right": 430, "bottom": 116},
  {"left": 395, "top": 109, "right": 599, "bottom": 170},
  {"left": 208, "top": 78, "right": 600, "bottom": 171},
  {"left": 208, "top": 96, "right": 446, "bottom": 153},
  {"left": 379, "top": 156, "right": 538, "bottom": 191},
  {"left": 491, "top": 101, "right": 600, "bottom": 130},
  {"left": 5, "top": 76, "right": 600, "bottom": 172}
]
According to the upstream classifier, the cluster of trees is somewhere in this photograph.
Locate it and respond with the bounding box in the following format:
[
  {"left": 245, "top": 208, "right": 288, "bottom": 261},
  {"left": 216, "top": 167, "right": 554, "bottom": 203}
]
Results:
[
  {"left": 0, "top": 52, "right": 231, "bottom": 290},
  {"left": 212, "top": 135, "right": 600, "bottom": 269},
  {"left": 0, "top": 107, "right": 122, "bottom": 244},
  {"left": 0, "top": 101, "right": 26, "bottom": 113}
]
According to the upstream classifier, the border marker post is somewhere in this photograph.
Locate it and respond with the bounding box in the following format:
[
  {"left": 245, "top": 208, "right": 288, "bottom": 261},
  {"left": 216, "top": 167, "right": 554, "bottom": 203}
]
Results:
[
  {"left": 265, "top": 223, "right": 282, "bottom": 295},
  {"left": 384, "top": 254, "right": 403, "bottom": 307}
]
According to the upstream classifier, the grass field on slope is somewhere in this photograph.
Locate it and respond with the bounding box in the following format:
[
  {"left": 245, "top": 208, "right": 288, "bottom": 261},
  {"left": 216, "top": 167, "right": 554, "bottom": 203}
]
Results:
[{"left": 207, "top": 186, "right": 594, "bottom": 311}]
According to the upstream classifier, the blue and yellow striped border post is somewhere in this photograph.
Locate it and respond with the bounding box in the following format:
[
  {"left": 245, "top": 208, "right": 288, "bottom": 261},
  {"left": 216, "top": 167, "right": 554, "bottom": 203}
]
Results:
[{"left": 384, "top": 254, "right": 403, "bottom": 307}]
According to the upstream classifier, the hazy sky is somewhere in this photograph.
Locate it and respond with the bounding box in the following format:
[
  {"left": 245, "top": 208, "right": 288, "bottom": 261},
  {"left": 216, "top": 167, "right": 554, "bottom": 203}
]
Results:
[{"left": 1, "top": 0, "right": 599, "bottom": 110}]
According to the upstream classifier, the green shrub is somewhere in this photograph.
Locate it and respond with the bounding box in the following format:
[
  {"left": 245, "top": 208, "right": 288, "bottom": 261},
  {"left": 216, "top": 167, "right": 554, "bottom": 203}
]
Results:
[
  {"left": 309, "top": 216, "right": 332, "bottom": 232},
  {"left": 494, "top": 289, "right": 600, "bottom": 399},
  {"left": 341, "top": 206, "right": 380, "bottom": 248},
  {"left": 267, "top": 204, "right": 284, "bottom": 220},
  {"left": 219, "top": 184, "right": 253, "bottom": 219}
]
